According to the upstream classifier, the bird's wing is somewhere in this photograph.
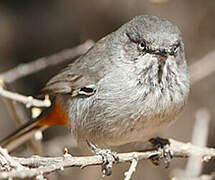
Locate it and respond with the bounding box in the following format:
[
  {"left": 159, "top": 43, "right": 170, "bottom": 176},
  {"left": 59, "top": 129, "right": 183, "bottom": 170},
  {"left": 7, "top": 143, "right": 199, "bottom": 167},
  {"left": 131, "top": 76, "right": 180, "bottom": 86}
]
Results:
[
  {"left": 42, "top": 64, "right": 98, "bottom": 97},
  {"left": 42, "top": 35, "right": 111, "bottom": 96}
]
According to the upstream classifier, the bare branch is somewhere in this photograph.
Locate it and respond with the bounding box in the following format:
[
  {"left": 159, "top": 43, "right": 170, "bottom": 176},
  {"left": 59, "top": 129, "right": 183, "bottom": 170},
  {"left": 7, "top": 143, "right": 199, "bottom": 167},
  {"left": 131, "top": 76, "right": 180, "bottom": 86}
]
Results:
[
  {"left": 1, "top": 139, "right": 215, "bottom": 179},
  {"left": 0, "top": 40, "right": 95, "bottom": 153},
  {"left": 0, "top": 36, "right": 215, "bottom": 179},
  {"left": 0, "top": 40, "right": 94, "bottom": 83},
  {"left": 185, "top": 108, "right": 211, "bottom": 177},
  {"left": 190, "top": 50, "right": 215, "bottom": 85},
  {"left": 0, "top": 87, "right": 51, "bottom": 108},
  {"left": 3, "top": 127, "right": 47, "bottom": 153},
  {"left": 0, "top": 147, "right": 159, "bottom": 179},
  {"left": 168, "top": 139, "right": 215, "bottom": 159},
  {"left": 0, "top": 147, "right": 27, "bottom": 171},
  {"left": 0, "top": 40, "right": 94, "bottom": 107},
  {"left": 124, "top": 158, "right": 138, "bottom": 180}
]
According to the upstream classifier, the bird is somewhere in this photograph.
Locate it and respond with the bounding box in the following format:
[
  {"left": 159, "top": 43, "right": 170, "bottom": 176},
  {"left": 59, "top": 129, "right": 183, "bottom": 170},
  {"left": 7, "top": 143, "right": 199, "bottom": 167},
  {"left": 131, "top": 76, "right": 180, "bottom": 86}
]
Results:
[{"left": 0, "top": 15, "right": 190, "bottom": 166}]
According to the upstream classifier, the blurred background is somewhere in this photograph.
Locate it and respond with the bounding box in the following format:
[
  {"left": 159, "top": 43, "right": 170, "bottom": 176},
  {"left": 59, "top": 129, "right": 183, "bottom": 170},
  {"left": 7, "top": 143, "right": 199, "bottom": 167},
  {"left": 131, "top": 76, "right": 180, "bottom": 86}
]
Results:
[{"left": 0, "top": 0, "right": 215, "bottom": 179}]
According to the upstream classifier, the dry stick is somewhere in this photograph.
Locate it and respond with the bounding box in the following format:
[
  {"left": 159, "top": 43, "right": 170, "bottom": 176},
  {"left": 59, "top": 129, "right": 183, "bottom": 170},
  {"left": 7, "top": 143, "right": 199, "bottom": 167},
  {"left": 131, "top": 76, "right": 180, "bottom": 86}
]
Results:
[
  {"left": 185, "top": 108, "right": 211, "bottom": 177},
  {"left": 0, "top": 81, "right": 46, "bottom": 154},
  {"left": 190, "top": 50, "right": 215, "bottom": 85},
  {"left": 124, "top": 158, "right": 138, "bottom": 180},
  {"left": 0, "top": 147, "right": 159, "bottom": 179},
  {"left": 0, "top": 43, "right": 212, "bottom": 110},
  {"left": 0, "top": 40, "right": 93, "bottom": 155},
  {"left": 171, "top": 108, "right": 212, "bottom": 179},
  {"left": 2, "top": 98, "right": 24, "bottom": 125},
  {"left": 0, "top": 40, "right": 94, "bottom": 153},
  {"left": 1, "top": 138, "right": 215, "bottom": 179},
  {"left": 0, "top": 40, "right": 94, "bottom": 83},
  {"left": 0, "top": 87, "right": 51, "bottom": 108},
  {"left": 4, "top": 126, "right": 47, "bottom": 153},
  {"left": 0, "top": 40, "right": 94, "bottom": 108},
  {"left": 0, "top": 147, "right": 26, "bottom": 171},
  {"left": 0, "top": 44, "right": 214, "bottom": 178},
  {"left": 168, "top": 139, "right": 215, "bottom": 159},
  {"left": 1, "top": 97, "right": 43, "bottom": 155}
]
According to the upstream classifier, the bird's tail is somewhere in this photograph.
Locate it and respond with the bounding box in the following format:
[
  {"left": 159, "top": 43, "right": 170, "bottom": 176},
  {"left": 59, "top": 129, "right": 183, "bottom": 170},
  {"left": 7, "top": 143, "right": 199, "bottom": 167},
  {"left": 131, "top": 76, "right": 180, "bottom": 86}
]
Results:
[{"left": 0, "top": 100, "right": 69, "bottom": 152}]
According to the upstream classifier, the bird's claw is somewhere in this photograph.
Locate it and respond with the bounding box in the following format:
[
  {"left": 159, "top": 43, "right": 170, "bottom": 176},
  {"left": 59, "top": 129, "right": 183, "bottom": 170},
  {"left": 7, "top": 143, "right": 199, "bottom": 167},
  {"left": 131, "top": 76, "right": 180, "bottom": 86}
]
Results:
[
  {"left": 149, "top": 137, "right": 173, "bottom": 168},
  {"left": 87, "top": 141, "right": 119, "bottom": 176}
]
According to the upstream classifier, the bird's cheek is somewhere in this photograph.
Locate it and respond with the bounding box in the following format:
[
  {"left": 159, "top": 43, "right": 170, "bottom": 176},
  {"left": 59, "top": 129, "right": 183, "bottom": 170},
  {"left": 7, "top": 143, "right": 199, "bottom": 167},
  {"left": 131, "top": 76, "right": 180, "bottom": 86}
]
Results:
[
  {"left": 136, "top": 54, "right": 158, "bottom": 67},
  {"left": 166, "top": 55, "right": 180, "bottom": 65},
  {"left": 121, "top": 43, "right": 139, "bottom": 63}
]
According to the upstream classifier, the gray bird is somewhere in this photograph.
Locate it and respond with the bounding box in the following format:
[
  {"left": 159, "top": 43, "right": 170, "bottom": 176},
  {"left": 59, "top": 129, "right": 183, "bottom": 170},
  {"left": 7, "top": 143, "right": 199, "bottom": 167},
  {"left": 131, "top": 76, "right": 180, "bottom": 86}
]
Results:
[{"left": 0, "top": 15, "right": 190, "bottom": 159}]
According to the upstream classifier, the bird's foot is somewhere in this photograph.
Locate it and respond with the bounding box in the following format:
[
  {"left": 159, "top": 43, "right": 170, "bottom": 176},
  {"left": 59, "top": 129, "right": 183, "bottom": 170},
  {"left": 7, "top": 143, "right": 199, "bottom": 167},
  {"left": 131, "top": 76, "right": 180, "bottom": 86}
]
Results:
[
  {"left": 149, "top": 137, "right": 173, "bottom": 168},
  {"left": 87, "top": 141, "right": 119, "bottom": 176}
]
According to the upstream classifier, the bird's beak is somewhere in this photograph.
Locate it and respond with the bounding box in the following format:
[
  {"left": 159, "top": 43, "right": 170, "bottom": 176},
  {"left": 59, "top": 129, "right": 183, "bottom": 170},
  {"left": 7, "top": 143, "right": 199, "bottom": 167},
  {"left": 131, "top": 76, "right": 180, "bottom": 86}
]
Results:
[{"left": 154, "top": 54, "right": 167, "bottom": 62}]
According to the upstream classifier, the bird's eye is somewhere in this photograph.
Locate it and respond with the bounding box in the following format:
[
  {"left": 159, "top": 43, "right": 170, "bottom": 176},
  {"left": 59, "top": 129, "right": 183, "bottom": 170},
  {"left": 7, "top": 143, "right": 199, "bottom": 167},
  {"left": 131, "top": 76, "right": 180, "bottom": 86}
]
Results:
[
  {"left": 169, "top": 43, "right": 180, "bottom": 56},
  {"left": 138, "top": 41, "right": 146, "bottom": 51}
]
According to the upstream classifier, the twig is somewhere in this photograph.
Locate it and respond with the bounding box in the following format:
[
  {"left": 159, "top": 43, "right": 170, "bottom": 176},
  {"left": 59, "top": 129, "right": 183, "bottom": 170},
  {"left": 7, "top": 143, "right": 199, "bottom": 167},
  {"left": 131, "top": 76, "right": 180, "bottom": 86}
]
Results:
[
  {"left": 1, "top": 138, "right": 215, "bottom": 179},
  {"left": 0, "top": 37, "right": 215, "bottom": 179},
  {"left": 2, "top": 98, "right": 25, "bottom": 125},
  {"left": 190, "top": 50, "right": 215, "bottom": 85},
  {"left": 0, "top": 40, "right": 94, "bottom": 153},
  {"left": 185, "top": 108, "right": 211, "bottom": 177},
  {"left": 124, "top": 158, "right": 138, "bottom": 180},
  {"left": 168, "top": 138, "right": 215, "bottom": 159},
  {"left": 0, "top": 147, "right": 159, "bottom": 179},
  {"left": 0, "top": 147, "right": 26, "bottom": 171},
  {"left": 0, "top": 40, "right": 94, "bottom": 83},
  {"left": 0, "top": 87, "right": 51, "bottom": 108},
  {"left": 0, "top": 85, "right": 45, "bottom": 155},
  {"left": 3, "top": 126, "right": 47, "bottom": 153}
]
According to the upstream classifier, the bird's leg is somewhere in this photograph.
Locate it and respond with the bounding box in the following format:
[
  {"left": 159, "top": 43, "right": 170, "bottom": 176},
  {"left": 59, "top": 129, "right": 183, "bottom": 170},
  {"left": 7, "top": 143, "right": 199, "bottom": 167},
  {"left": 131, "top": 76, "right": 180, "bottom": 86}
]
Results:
[
  {"left": 149, "top": 137, "right": 173, "bottom": 168},
  {"left": 86, "top": 141, "right": 119, "bottom": 176}
]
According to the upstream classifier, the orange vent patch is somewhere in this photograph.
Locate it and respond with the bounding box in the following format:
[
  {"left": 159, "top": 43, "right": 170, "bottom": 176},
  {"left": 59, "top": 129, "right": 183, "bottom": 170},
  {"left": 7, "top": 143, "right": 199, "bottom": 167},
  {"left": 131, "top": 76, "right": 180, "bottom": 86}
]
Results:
[{"left": 37, "top": 102, "right": 70, "bottom": 127}]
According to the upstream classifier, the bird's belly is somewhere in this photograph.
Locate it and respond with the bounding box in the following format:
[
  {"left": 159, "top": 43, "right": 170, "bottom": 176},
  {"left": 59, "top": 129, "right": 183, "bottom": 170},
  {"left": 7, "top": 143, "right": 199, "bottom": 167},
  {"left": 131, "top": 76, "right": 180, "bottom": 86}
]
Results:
[
  {"left": 105, "top": 111, "right": 179, "bottom": 146},
  {"left": 69, "top": 85, "right": 187, "bottom": 147},
  {"left": 97, "top": 95, "right": 185, "bottom": 147},
  {"left": 80, "top": 104, "right": 181, "bottom": 147}
]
